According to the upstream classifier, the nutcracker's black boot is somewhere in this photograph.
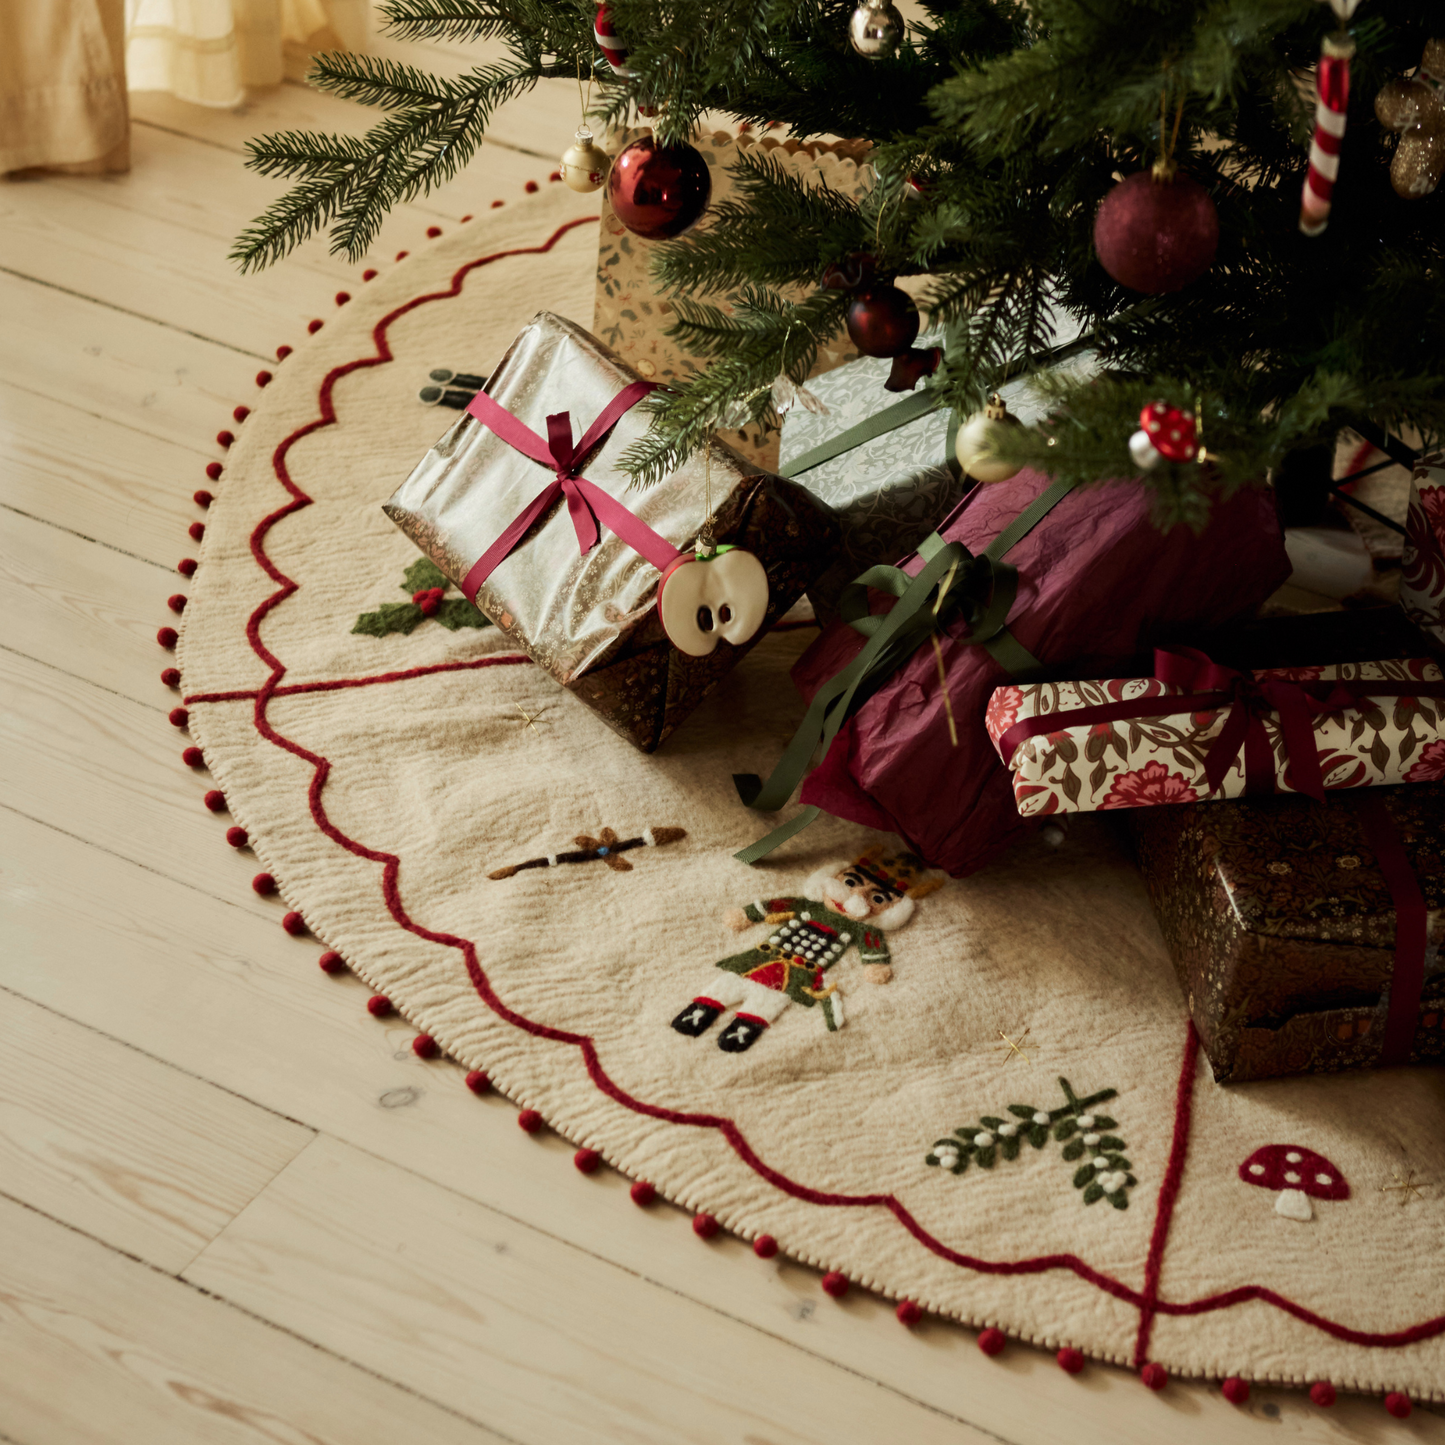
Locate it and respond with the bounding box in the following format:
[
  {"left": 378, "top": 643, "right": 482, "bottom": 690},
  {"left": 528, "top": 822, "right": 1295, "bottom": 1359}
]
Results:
[
  {"left": 671, "top": 1000, "right": 721, "bottom": 1037},
  {"left": 718, "top": 1014, "right": 768, "bottom": 1053}
]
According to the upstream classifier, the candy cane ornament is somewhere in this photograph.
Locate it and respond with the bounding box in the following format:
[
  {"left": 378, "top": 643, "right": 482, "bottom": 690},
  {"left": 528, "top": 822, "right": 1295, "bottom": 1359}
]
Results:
[{"left": 1299, "top": 0, "right": 1362, "bottom": 236}]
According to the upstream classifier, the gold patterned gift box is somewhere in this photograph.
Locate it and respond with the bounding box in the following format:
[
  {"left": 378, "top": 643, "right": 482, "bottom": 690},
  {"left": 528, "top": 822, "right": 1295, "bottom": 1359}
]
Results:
[
  {"left": 384, "top": 312, "right": 838, "bottom": 752},
  {"left": 985, "top": 656, "right": 1445, "bottom": 817},
  {"left": 1132, "top": 786, "right": 1445, "bottom": 1084}
]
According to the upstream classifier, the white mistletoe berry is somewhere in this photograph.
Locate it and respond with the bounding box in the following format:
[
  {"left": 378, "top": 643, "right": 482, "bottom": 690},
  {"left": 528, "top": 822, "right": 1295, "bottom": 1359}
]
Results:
[
  {"left": 998, "top": 1123, "right": 1018, "bottom": 1137},
  {"left": 973, "top": 1132, "right": 994, "bottom": 1148},
  {"left": 1077, "top": 1114, "right": 1096, "bottom": 1128},
  {"left": 1032, "top": 1112, "right": 1050, "bottom": 1126},
  {"left": 1083, "top": 1132, "right": 1101, "bottom": 1147}
]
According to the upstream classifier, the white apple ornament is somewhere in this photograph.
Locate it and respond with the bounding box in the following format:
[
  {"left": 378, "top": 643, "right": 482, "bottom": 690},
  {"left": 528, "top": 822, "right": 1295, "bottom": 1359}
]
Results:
[{"left": 657, "top": 545, "right": 770, "bottom": 657}]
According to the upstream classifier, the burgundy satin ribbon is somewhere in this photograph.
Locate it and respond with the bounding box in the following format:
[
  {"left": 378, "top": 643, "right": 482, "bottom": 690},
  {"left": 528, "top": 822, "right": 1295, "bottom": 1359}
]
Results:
[
  {"left": 459, "top": 380, "right": 684, "bottom": 602},
  {"left": 1356, "top": 794, "right": 1429, "bottom": 1069},
  {"left": 995, "top": 646, "right": 1445, "bottom": 803}
]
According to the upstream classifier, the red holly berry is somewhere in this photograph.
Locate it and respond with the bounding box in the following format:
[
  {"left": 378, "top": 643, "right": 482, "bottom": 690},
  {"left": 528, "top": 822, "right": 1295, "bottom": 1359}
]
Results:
[{"left": 413, "top": 587, "right": 444, "bottom": 617}]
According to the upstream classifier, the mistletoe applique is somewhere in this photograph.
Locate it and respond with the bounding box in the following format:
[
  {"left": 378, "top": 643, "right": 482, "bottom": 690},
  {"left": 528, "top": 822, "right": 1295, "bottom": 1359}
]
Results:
[
  {"left": 353, "top": 557, "right": 492, "bottom": 637},
  {"left": 925, "top": 1077, "right": 1137, "bottom": 1210}
]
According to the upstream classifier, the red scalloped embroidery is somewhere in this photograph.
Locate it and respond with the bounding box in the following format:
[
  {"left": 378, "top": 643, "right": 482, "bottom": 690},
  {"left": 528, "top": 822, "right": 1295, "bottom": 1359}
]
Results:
[{"left": 198, "top": 212, "right": 1445, "bottom": 1372}]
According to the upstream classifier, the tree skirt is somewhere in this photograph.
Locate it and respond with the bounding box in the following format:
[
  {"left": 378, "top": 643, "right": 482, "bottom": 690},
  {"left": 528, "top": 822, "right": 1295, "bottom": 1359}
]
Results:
[{"left": 171, "top": 182, "right": 1445, "bottom": 1406}]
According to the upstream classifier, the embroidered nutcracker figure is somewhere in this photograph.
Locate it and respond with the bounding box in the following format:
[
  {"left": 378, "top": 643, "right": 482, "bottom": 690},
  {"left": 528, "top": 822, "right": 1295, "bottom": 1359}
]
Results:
[{"left": 671, "top": 849, "right": 942, "bottom": 1052}]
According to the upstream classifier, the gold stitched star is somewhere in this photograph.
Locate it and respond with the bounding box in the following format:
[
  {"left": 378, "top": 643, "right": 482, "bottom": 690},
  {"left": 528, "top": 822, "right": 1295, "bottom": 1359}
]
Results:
[
  {"left": 1380, "top": 1169, "right": 1428, "bottom": 1206},
  {"left": 515, "top": 703, "right": 546, "bottom": 733},
  {"left": 997, "top": 1027, "right": 1032, "bottom": 1065}
]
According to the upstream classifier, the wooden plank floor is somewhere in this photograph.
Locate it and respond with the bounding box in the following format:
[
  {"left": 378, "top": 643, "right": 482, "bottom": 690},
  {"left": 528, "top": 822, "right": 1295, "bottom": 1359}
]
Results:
[{"left": 2, "top": 20, "right": 1441, "bottom": 1444}]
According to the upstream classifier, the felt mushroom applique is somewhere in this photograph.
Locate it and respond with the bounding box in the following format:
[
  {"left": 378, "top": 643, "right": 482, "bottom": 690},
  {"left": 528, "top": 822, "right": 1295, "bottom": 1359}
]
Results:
[{"left": 1239, "top": 1144, "right": 1350, "bottom": 1222}]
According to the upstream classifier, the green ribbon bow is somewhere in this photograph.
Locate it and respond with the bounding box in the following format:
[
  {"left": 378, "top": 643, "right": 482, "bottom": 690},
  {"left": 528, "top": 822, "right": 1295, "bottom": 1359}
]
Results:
[{"left": 732, "top": 475, "right": 1078, "bottom": 865}]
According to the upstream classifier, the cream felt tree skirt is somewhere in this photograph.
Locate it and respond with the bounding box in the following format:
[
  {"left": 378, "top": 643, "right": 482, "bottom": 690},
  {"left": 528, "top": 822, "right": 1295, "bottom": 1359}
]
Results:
[{"left": 173, "top": 181, "right": 1445, "bottom": 1404}]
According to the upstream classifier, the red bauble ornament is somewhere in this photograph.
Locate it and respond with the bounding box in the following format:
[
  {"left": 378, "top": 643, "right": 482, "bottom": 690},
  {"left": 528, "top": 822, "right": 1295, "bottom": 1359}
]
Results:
[
  {"left": 845, "top": 283, "right": 920, "bottom": 358},
  {"left": 1093, "top": 169, "right": 1219, "bottom": 294},
  {"left": 608, "top": 137, "right": 711, "bottom": 241}
]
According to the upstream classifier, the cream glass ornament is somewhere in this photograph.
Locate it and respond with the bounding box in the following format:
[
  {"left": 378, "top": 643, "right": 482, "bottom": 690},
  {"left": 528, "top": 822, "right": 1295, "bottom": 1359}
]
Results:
[
  {"left": 657, "top": 545, "right": 769, "bottom": 656},
  {"left": 848, "top": 0, "right": 903, "bottom": 58},
  {"left": 561, "top": 126, "right": 611, "bottom": 193},
  {"left": 954, "top": 394, "right": 1024, "bottom": 483}
]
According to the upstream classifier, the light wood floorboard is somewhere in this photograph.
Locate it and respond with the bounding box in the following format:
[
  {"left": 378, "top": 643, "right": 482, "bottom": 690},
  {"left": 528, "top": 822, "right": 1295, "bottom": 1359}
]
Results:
[{"left": 2, "top": 21, "right": 1441, "bottom": 1444}]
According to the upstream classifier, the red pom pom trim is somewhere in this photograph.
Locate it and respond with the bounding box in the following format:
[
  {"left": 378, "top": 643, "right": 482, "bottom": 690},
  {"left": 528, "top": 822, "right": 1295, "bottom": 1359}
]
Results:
[
  {"left": 464, "top": 1069, "right": 491, "bottom": 1094},
  {"left": 161, "top": 667, "right": 181, "bottom": 687},
  {"left": 574, "top": 1148, "right": 601, "bottom": 1174},
  {"left": 182, "top": 746, "right": 204, "bottom": 767},
  {"left": 205, "top": 461, "right": 223, "bottom": 480},
  {"left": 334, "top": 291, "right": 350, "bottom": 305},
  {"left": 1222, "top": 1377, "right": 1249, "bottom": 1404},
  {"left": 216, "top": 429, "right": 234, "bottom": 447},
  {"left": 1140, "top": 1362, "right": 1168, "bottom": 1391},
  {"left": 977, "top": 1328, "right": 1006, "bottom": 1357},
  {"left": 281, "top": 910, "right": 306, "bottom": 936},
  {"left": 188, "top": 522, "right": 205, "bottom": 542},
  {"left": 276, "top": 344, "right": 293, "bottom": 359},
  {"left": 169, "top": 707, "right": 189, "bottom": 728},
  {"left": 394, "top": 250, "right": 409, "bottom": 260},
  {"left": 157, "top": 626, "right": 178, "bottom": 649},
  {"left": 366, "top": 994, "right": 392, "bottom": 1017},
  {"left": 895, "top": 1300, "right": 922, "bottom": 1326},
  {"left": 821, "top": 1271, "right": 849, "bottom": 1299},
  {"left": 548, "top": 172, "right": 561, "bottom": 183},
  {"left": 203, "top": 790, "right": 226, "bottom": 812},
  {"left": 753, "top": 1235, "right": 778, "bottom": 1259},
  {"left": 692, "top": 1212, "right": 719, "bottom": 1239},
  {"left": 412, "top": 1033, "right": 438, "bottom": 1059},
  {"left": 318, "top": 950, "right": 346, "bottom": 974},
  {"left": 194, "top": 489, "right": 214, "bottom": 507},
  {"left": 225, "top": 826, "right": 249, "bottom": 847},
  {"left": 177, "top": 559, "right": 197, "bottom": 577},
  {"left": 362, "top": 269, "right": 378, "bottom": 281},
  {"left": 524, "top": 180, "right": 538, "bottom": 194},
  {"left": 630, "top": 1180, "right": 656, "bottom": 1206},
  {"left": 517, "top": 1108, "right": 543, "bottom": 1134},
  {"left": 490, "top": 199, "right": 504, "bottom": 209},
  {"left": 1385, "top": 1392, "right": 1411, "bottom": 1419},
  {"left": 426, "top": 226, "right": 442, "bottom": 238},
  {"left": 255, "top": 370, "right": 272, "bottom": 388},
  {"left": 233, "top": 405, "right": 250, "bottom": 423},
  {"left": 306, "top": 319, "right": 322, "bottom": 334},
  {"left": 1057, "top": 1347, "right": 1085, "bottom": 1375},
  {"left": 1309, "top": 1382, "right": 1336, "bottom": 1407},
  {"left": 251, "top": 872, "right": 275, "bottom": 895},
  {"left": 168, "top": 594, "right": 187, "bottom": 613}
]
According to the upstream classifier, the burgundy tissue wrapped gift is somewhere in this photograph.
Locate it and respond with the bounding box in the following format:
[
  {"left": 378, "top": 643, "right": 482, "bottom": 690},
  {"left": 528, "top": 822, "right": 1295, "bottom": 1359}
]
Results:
[{"left": 788, "top": 470, "right": 1291, "bottom": 876}]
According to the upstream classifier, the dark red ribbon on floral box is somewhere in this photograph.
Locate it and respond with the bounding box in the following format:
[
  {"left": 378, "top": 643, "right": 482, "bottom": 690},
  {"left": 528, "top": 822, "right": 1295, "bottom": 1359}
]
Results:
[
  {"left": 994, "top": 646, "right": 1445, "bottom": 804},
  {"left": 459, "top": 380, "right": 684, "bottom": 601}
]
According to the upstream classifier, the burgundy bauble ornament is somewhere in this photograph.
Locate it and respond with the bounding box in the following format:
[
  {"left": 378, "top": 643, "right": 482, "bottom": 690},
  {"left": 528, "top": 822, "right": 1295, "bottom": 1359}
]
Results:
[
  {"left": 845, "top": 283, "right": 920, "bottom": 358},
  {"left": 1093, "top": 168, "right": 1219, "bottom": 295},
  {"left": 608, "top": 136, "right": 711, "bottom": 240}
]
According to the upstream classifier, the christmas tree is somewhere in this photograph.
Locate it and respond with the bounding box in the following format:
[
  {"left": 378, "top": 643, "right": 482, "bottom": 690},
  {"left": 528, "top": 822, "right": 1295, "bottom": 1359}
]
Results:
[{"left": 232, "top": 0, "right": 1444, "bottom": 525}]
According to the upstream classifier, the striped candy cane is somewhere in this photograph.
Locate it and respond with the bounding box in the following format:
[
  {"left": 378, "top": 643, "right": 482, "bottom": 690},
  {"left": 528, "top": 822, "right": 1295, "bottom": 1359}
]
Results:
[
  {"left": 1299, "top": 34, "right": 1355, "bottom": 235},
  {"left": 594, "top": 3, "right": 633, "bottom": 76}
]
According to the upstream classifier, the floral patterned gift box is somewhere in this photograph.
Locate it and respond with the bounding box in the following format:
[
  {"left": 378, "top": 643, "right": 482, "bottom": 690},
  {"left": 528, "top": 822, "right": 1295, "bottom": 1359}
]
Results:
[
  {"left": 1131, "top": 785, "right": 1445, "bottom": 1083},
  {"left": 1401, "top": 453, "right": 1445, "bottom": 646},
  {"left": 985, "top": 654, "right": 1445, "bottom": 817}
]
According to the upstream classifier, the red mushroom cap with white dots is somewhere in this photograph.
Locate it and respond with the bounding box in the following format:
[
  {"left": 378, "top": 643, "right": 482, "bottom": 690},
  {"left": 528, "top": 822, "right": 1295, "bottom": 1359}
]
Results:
[{"left": 1238, "top": 1145, "right": 1349, "bottom": 1200}]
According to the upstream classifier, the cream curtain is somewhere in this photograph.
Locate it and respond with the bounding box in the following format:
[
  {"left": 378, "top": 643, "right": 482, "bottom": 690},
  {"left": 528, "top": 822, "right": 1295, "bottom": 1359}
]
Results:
[
  {"left": 0, "top": 0, "right": 131, "bottom": 173},
  {"left": 124, "top": 0, "right": 369, "bottom": 107}
]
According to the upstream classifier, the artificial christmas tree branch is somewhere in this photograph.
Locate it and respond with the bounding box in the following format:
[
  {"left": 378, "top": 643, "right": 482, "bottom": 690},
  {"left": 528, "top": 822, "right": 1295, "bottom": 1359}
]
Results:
[{"left": 233, "top": 0, "right": 1445, "bottom": 511}]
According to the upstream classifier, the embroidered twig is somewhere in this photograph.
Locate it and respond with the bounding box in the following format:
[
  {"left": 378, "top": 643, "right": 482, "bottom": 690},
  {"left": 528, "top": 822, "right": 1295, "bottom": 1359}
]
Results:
[
  {"left": 488, "top": 826, "right": 686, "bottom": 880},
  {"left": 514, "top": 703, "right": 547, "bottom": 732}
]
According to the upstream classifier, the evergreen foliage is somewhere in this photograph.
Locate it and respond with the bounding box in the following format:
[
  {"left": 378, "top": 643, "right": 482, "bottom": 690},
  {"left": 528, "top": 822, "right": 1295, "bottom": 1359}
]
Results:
[{"left": 237, "top": 0, "right": 1445, "bottom": 519}]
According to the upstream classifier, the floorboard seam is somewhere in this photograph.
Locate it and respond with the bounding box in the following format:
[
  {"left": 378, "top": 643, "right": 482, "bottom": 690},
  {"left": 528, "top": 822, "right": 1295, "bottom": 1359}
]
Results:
[
  {"left": 0, "top": 1189, "right": 523, "bottom": 1445},
  {"left": 1, "top": 500, "right": 175, "bottom": 572}
]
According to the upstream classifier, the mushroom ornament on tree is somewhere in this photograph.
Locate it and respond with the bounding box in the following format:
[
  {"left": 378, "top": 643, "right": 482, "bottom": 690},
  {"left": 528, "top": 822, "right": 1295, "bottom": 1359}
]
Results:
[
  {"left": 1129, "top": 402, "right": 1199, "bottom": 470},
  {"left": 1239, "top": 1144, "right": 1350, "bottom": 1222}
]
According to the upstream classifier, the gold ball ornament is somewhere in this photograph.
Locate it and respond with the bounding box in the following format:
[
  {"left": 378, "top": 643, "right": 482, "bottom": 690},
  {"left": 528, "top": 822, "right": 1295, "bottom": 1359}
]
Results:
[
  {"left": 954, "top": 394, "right": 1024, "bottom": 483},
  {"left": 848, "top": 0, "right": 903, "bottom": 59},
  {"left": 560, "top": 130, "right": 611, "bottom": 194}
]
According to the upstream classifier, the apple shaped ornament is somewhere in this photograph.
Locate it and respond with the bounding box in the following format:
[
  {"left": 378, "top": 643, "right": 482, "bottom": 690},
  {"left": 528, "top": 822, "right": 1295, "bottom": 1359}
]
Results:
[{"left": 658, "top": 545, "right": 769, "bottom": 656}]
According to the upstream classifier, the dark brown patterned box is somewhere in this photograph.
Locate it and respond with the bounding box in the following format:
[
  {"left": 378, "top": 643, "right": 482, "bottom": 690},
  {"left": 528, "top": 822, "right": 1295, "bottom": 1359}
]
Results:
[{"left": 1132, "top": 786, "right": 1445, "bottom": 1083}]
